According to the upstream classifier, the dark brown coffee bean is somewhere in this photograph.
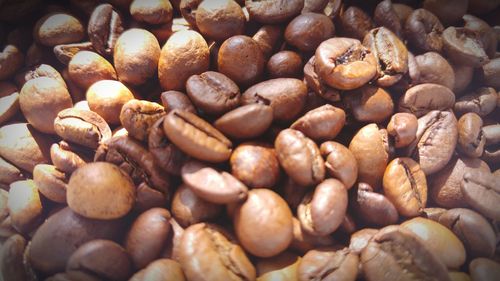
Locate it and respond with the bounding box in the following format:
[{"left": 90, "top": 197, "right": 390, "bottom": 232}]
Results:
[
  {"left": 406, "top": 110, "right": 458, "bottom": 175},
  {"left": 88, "top": 3, "right": 124, "bottom": 56},
  {"left": 214, "top": 104, "right": 273, "bottom": 139},
  {"left": 159, "top": 30, "right": 210, "bottom": 91},
  {"left": 275, "top": 129, "right": 325, "bottom": 187},
  {"left": 54, "top": 108, "right": 112, "bottom": 149},
  {"left": 404, "top": 8, "right": 444, "bottom": 52},
  {"left": 344, "top": 85, "right": 394, "bottom": 123},
  {"left": 457, "top": 113, "right": 485, "bottom": 158},
  {"left": 349, "top": 124, "right": 390, "bottom": 189},
  {"left": 119, "top": 99, "right": 166, "bottom": 142},
  {"left": 297, "top": 179, "right": 347, "bottom": 236},
  {"left": 481, "top": 58, "right": 500, "bottom": 89},
  {"left": 415, "top": 52, "right": 455, "bottom": 90},
  {"left": 387, "top": 113, "right": 418, "bottom": 148},
  {"left": 186, "top": 71, "right": 240, "bottom": 115},
  {"left": 242, "top": 78, "right": 307, "bottom": 122},
  {"left": 285, "top": 12, "right": 334, "bottom": 52},
  {"left": 443, "top": 26, "right": 489, "bottom": 67},
  {"left": 315, "top": 37, "right": 377, "bottom": 90},
  {"left": 266, "top": 51, "right": 303, "bottom": 79},
  {"left": 33, "top": 164, "right": 68, "bottom": 204},
  {"left": 234, "top": 188, "right": 293, "bottom": 257},
  {"left": 67, "top": 239, "right": 131, "bottom": 281},
  {"left": 431, "top": 156, "right": 490, "bottom": 208},
  {"left": 461, "top": 170, "right": 500, "bottom": 220},
  {"left": 182, "top": 160, "right": 247, "bottom": 203},
  {"left": 230, "top": 142, "right": 280, "bottom": 189},
  {"left": 398, "top": 83, "right": 455, "bottom": 117},
  {"left": 29, "top": 207, "right": 124, "bottom": 275},
  {"left": 163, "top": 110, "right": 232, "bottom": 163},
  {"left": 148, "top": 117, "right": 188, "bottom": 176},
  {"left": 195, "top": 0, "right": 245, "bottom": 42},
  {"left": 290, "top": 104, "right": 345, "bottom": 142},
  {"left": 383, "top": 157, "right": 427, "bottom": 217},
  {"left": 245, "top": 0, "right": 304, "bottom": 24},
  {"left": 218, "top": 35, "right": 264, "bottom": 87},
  {"left": 361, "top": 225, "right": 452, "bottom": 281},
  {"left": 171, "top": 184, "right": 222, "bottom": 228},
  {"left": 454, "top": 87, "right": 497, "bottom": 117},
  {"left": 34, "top": 13, "right": 85, "bottom": 47},
  {"left": 0, "top": 234, "right": 28, "bottom": 281},
  {"left": 130, "top": 0, "right": 173, "bottom": 25},
  {"left": 423, "top": 0, "right": 468, "bottom": 26},
  {"left": 463, "top": 15, "right": 497, "bottom": 59},
  {"left": 469, "top": 258, "right": 500, "bottom": 281},
  {"left": 363, "top": 27, "right": 408, "bottom": 87},
  {"left": 320, "top": 141, "right": 358, "bottom": 189},
  {"left": 252, "top": 25, "right": 283, "bottom": 59},
  {"left": 452, "top": 64, "right": 474, "bottom": 94},
  {"left": 303, "top": 56, "right": 341, "bottom": 102},
  {"left": 439, "top": 208, "right": 496, "bottom": 258},
  {"left": 125, "top": 208, "right": 171, "bottom": 270},
  {"left": 160, "top": 90, "right": 197, "bottom": 114},
  {"left": 179, "top": 223, "right": 256, "bottom": 280},
  {"left": 353, "top": 183, "right": 399, "bottom": 226},
  {"left": 53, "top": 42, "right": 94, "bottom": 65},
  {"left": 374, "top": 0, "right": 403, "bottom": 38},
  {"left": 339, "top": 6, "right": 374, "bottom": 41}
]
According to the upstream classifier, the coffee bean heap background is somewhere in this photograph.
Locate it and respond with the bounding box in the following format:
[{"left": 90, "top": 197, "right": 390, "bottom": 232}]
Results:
[{"left": 0, "top": 0, "right": 499, "bottom": 280}]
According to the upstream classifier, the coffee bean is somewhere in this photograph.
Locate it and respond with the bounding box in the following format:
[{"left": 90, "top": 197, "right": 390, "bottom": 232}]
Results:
[
  {"left": 398, "top": 83, "right": 455, "bottom": 117},
  {"left": 423, "top": 0, "right": 468, "bottom": 26},
  {"left": 53, "top": 41, "right": 94, "bottom": 65},
  {"left": 481, "top": 58, "right": 500, "bottom": 89},
  {"left": 195, "top": 0, "right": 245, "bottom": 42},
  {"left": 297, "top": 178, "right": 347, "bottom": 236},
  {"left": 291, "top": 104, "right": 346, "bottom": 142},
  {"left": 130, "top": 0, "right": 173, "bottom": 25},
  {"left": 230, "top": 142, "right": 280, "bottom": 188},
  {"left": 404, "top": 9, "right": 444, "bottom": 52},
  {"left": 454, "top": 87, "right": 497, "bottom": 117},
  {"left": 86, "top": 80, "right": 135, "bottom": 125},
  {"left": 171, "top": 184, "right": 222, "bottom": 227},
  {"left": 186, "top": 71, "right": 240, "bottom": 115},
  {"left": 303, "top": 56, "right": 341, "bottom": 102},
  {"left": 0, "top": 234, "right": 28, "bottom": 281},
  {"left": 8, "top": 180, "right": 43, "bottom": 234},
  {"left": 469, "top": 258, "right": 500, "bottom": 281},
  {"left": 452, "top": 64, "right": 474, "bottom": 94},
  {"left": 275, "top": 129, "right": 325, "bottom": 187},
  {"left": 88, "top": 3, "right": 124, "bottom": 56},
  {"left": 0, "top": 157, "right": 24, "bottom": 188},
  {"left": 289, "top": 217, "right": 336, "bottom": 254},
  {"left": 130, "top": 259, "right": 185, "bottom": 281},
  {"left": 252, "top": 25, "right": 283, "bottom": 59},
  {"left": 266, "top": 51, "right": 303, "bottom": 79},
  {"left": 34, "top": 13, "right": 85, "bottom": 47},
  {"left": 68, "top": 51, "right": 117, "bottom": 89},
  {"left": 119, "top": 99, "right": 166, "bottom": 142},
  {"left": 353, "top": 182, "right": 399, "bottom": 226},
  {"left": 320, "top": 141, "right": 358, "bottom": 189},
  {"left": 387, "top": 113, "right": 418, "bottom": 148},
  {"left": 349, "top": 228, "right": 378, "bottom": 255},
  {"left": 33, "top": 164, "right": 68, "bottom": 204},
  {"left": 245, "top": 0, "right": 304, "bottom": 24},
  {"left": 54, "top": 108, "right": 112, "bottom": 149},
  {"left": 406, "top": 110, "right": 458, "bottom": 175},
  {"left": 344, "top": 85, "right": 394, "bottom": 123},
  {"left": 374, "top": 0, "right": 403, "bottom": 38},
  {"left": 461, "top": 170, "right": 500, "bottom": 220},
  {"left": 315, "top": 37, "right": 377, "bottom": 90},
  {"left": 160, "top": 90, "right": 197, "bottom": 114},
  {"left": 285, "top": 12, "right": 335, "bottom": 52},
  {"left": 256, "top": 251, "right": 301, "bottom": 281},
  {"left": 463, "top": 14, "right": 497, "bottom": 59},
  {"left": 339, "top": 6, "right": 374, "bottom": 40},
  {"left": 214, "top": 104, "right": 273, "bottom": 139},
  {"left": 443, "top": 26, "right": 489, "bottom": 67},
  {"left": 457, "top": 113, "right": 486, "bottom": 158},
  {"left": 298, "top": 248, "right": 359, "bottom": 281},
  {"left": 361, "top": 225, "right": 452, "bottom": 281},
  {"left": 415, "top": 52, "right": 455, "bottom": 90}
]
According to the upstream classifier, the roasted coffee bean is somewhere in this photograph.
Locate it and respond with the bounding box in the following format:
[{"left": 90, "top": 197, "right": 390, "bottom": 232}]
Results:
[
  {"left": 430, "top": 156, "right": 490, "bottom": 208},
  {"left": 320, "top": 141, "right": 358, "bottom": 189},
  {"left": 218, "top": 35, "right": 265, "bottom": 87},
  {"left": 230, "top": 142, "right": 280, "bottom": 189},
  {"left": 275, "top": 129, "right": 325, "bottom": 187},
  {"left": 130, "top": 0, "right": 173, "bottom": 24},
  {"left": 266, "top": 51, "right": 303, "bottom": 79},
  {"left": 0, "top": 157, "right": 24, "bottom": 188},
  {"left": 404, "top": 8, "right": 444, "bottom": 52},
  {"left": 172, "top": 184, "right": 222, "bottom": 227},
  {"left": 291, "top": 104, "right": 345, "bottom": 142},
  {"left": 387, "top": 113, "right": 418, "bottom": 148},
  {"left": 88, "top": 3, "right": 124, "bottom": 56},
  {"left": 463, "top": 15, "right": 497, "bottom": 59},
  {"left": 481, "top": 58, "right": 500, "bottom": 89},
  {"left": 469, "top": 258, "right": 500, "bottom": 281},
  {"left": 29, "top": 207, "right": 124, "bottom": 275},
  {"left": 20, "top": 77, "right": 73, "bottom": 134},
  {"left": 234, "top": 188, "right": 293, "bottom": 257},
  {"left": 285, "top": 12, "right": 335, "bottom": 52},
  {"left": 298, "top": 248, "right": 359, "bottom": 281},
  {"left": 454, "top": 87, "right": 497, "bottom": 117},
  {"left": 423, "top": 0, "right": 468, "bottom": 26},
  {"left": 383, "top": 157, "right": 427, "bottom": 217},
  {"left": 17, "top": 63, "right": 67, "bottom": 89},
  {"left": 303, "top": 56, "right": 341, "bottom": 103},
  {"left": 349, "top": 124, "right": 390, "bottom": 189},
  {"left": 443, "top": 26, "right": 489, "bottom": 67},
  {"left": 0, "top": 82, "right": 19, "bottom": 125},
  {"left": 214, "top": 104, "right": 273, "bottom": 139},
  {"left": 402, "top": 217, "right": 466, "bottom": 269},
  {"left": 315, "top": 37, "right": 377, "bottom": 90},
  {"left": 125, "top": 208, "right": 171, "bottom": 270},
  {"left": 297, "top": 179, "right": 347, "bottom": 236},
  {"left": 290, "top": 217, "right": 336, "bottom": 254},
  {"left": 68, "top": 51, "right": 117, "bottom": 89},
  {"left": 339, "top": 6, "right": 374, "bottom": 41},
  {"left": 179, "top": 223, "right": 256, "bottom": 280},
  {"left": 452, "top": 64, "right": 474, "bottom": 94},
  {"left": 363, "top": 27, "right": 408, "bottom": 87},
  {"left": 439, "top": 208, "right": 496, "bottom": 258},
  {"left": 49, "top": 140, "right": 94, "bottom": 175},
  {"left": 163, "top": 110, "right": 232, "bottom": 163},
  {"left": 461, "top": 170, "right": 500, "bottom": 220},
  {"left": 349, "top": 228, "right": 378, "bottom": 255},
  {"left": 374, "top": 0, "right": 403, "bottom": 38},
  {"left": 398, "top": 83, "right": 455, "bottom": 117},
  {"left": 129, "top": 259, "right": 185, "bottom": 281},
  {"left": 182, "top": 160, "right": 247, "bottom": 204},
  {"left": 353, "top": 183, "right": 398, "bottom": 226},
  {"left": 33, "top": 164, "right": 68, "bottom": 203},
  {"left": 0, "top": 45, "right": 24, "bottom": 80},
  {"left": 344, "top": 85, "right": 394, "bottom": 123},
  {"left": 0, "top": 234, "right": 27, "bottom": 281},
  {"left": 361, "top": 225, "right": 452, "bottom": 281},
  {"left": 34, "top": 13, "right": 85, "bottom": 47},
  {"left": 423, "top": 207, "right": 447, "bottom": 221},
  {"left": 252, "top": 25, "right": 284, "bottom": 59},
  {"left": 53, "top": 42, "right": 94, "bottom": 65},
  {"left": 86, "top": 80, "right": 134, "bottom": 125},
  {"left": 186, "top": 71, "right": 240, "bottom": 115},
  {"left": 242, "top": 78, "right": 307, "bottom": 122},
  {"left": 54, "top": 108, "right": 112, "bottom": 149},
  {"left": 195, "top": 0, "right": 245, "bottom": 42},
  {"left": 457, "top": 113, "right": 485, "bottom": 158},
  {"left": 406, "top": 110, "right": 458, "bottom": 175},
  {"left": 415, "top": 52, "right": 455, "bottom": 90},
  {"left": 8, "top": 180, "right": 43, "bottom": 234},
  {"left": 120, "top": 99, "right": 166, "bottom": 142},
  {"left": 159, "top": 30, "right": 210, "bottom": 91},
  {"left": 245, "top": 0, "right": 304, "bottom": 24},
  {"left": 67, "top": 239, "right": 131, "bottom": 281},
  {"left": 483, "top": 124, "right": 500, "bottom": 146},
  {"left": 160, "top": 91, "right": 197, "bottom": 114},
  {"left": 256, "top": 251, "right": 301, "bottom": 281}
]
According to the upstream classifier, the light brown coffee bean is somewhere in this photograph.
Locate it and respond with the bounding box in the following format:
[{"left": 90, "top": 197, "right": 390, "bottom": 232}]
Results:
[
  {"left": 398, "top": 83, "right": 455, "bottom": 117},
  {"left": 33, "top": 164, "right": 68, "bottom": 204},
  {"left": 457, "top": 113, "right": 486, "bottom": 158},
  {"left": 291, "top": 104, "right": 345, "bottom": 142},
  {"left": 8, "top": 180, "right": 43, "bottom": 234},
  {"left": 68, "top": 51, "right": 117, "bottom": 89},
  {"left": 298, "top": 248, "right": 359, "bottom": 281},
  {"left": 387, "top": 113, "right": 418, "bottom": 148},
  {"left": 344, "top": 85, "right": 394, "bottom": 123},
  {"left": 119, "top": 99, "right": 166, "bottom": 142},
  {"left": 320, "top": 141, "right": 358, "bottom": 189}
]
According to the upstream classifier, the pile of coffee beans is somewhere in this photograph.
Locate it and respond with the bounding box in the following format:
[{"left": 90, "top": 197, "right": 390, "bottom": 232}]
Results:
[{"left": 0, "top": 0, "right": 499, "bottom": 280}]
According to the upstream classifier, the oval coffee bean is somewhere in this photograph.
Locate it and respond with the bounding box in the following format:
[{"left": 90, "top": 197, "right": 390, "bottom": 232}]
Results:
[
  {"left": 387, "top": 113, "right": 418, "bottom": 148},
  {"left": 119, "top": 99, "right": 166, "bottom": 142},
  {"left": 88, "top": 3, "right": 124, "bottom": 56},
  {"left": 298, "top": 248, "right": 358, "bottom": 281},
  {"left": 163, "top": 110, "right": 232, "bottom": 163},
  {"left": 214, "top": 104, "right": 273, "bottom": 139},
  {"left": 404, "top": 9, "right": 444, "bottom": 52},
  {"left": 454, "top": 87, "right": 497, "bottom": 117},
  {"left": 320, "top": 141, "right": 358, "bottom": 189},
  {"left": 461, "top": 170, "right": 500, "bottom": 220},
  {"left": 171, "top": 184, "right": 222, "bottom": 228},
  {"left": 457, "top": 113, "right": 485, "bottom": 158},
  {"left": 0, "top": 234, "right": 28, "bottom": 281},
  {"left": 86, "top": 80, "right": 135, "bottom": 126},
  {"left": 353, "top": 183, "right": 399, "bottom": 227},
  {"left": 415, "top": 52, "right": 455, "bottom": 90},
  {"left": 285, "top": 12, "right": 335, "bottom": 52},
  {"left": 33, "top": 164, "right": 68, "bottom": 203},
  {"left": 398, "top": 83, "right": 455, "bottom": 117},
  {"left": 68, "top": 50, "right": 117, "bottom": 89},
  {"left": 344, "top": 85, "right": 394, "bottom": 123},
  {"left": 8, "top": 180, "right": 43, "bottom": 234},
  {"left": 469, "top": 258, "right": 500, "bottom": 281},
  {"left": 291, "top": 104, "right": 345, "bottom": 142},
  {"left": 443, "top": 26, "right": 489, "bottom": 67},
  {"left": 245, "top": 0, "right": 304, "bottom": 24},
  {"left": 195, "top": 0, "right": 245, "bottom": 42}
]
